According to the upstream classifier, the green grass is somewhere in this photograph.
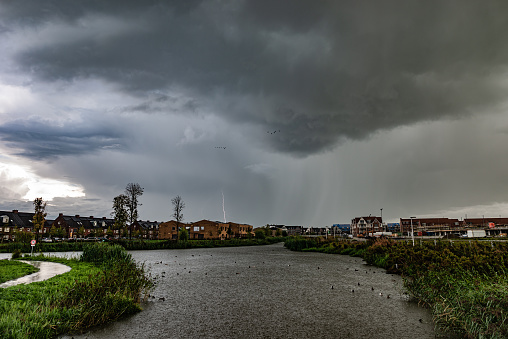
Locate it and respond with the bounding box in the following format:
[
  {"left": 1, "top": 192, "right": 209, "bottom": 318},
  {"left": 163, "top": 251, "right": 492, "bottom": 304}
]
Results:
[
  {"left": 0, "top": 243, "right": 153, "bottom": 338},
  {"left": 0, "top": 260, "right": 39, "bottom": 284}
]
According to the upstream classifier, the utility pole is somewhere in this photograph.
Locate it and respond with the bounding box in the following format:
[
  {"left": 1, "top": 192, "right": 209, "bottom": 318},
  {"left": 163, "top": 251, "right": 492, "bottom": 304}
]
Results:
[{"left": 410, "top": 216, "right": 416, "bottom": 246}]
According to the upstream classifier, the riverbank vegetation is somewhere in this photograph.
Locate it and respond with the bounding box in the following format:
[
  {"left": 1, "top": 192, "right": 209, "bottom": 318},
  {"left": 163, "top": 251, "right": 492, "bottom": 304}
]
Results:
[
  {"left": 284, "top": 236, "right": 508, "bottom": 338},
  {"left": 0, "top": 237, "right": 284, "bottom": 253},
  {"left": 0, "top": 243, "right": 153, "bottom": 338},
  {"left": 0, "top": 260, "right": 39, "bottom": 284}
]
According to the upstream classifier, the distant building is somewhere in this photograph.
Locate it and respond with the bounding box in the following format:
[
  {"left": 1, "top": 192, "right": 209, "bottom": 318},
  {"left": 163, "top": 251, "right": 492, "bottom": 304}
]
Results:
[
  {"left": 351, "top": 216, "right": 383, "bottom": 237},
  {"left": 0, "top": 210, "right": 54, "bottom": 241},
  {"left": 285, "top": 225, "right": 303, "bottom": 236},
  {"left": 332, "top": 224, "right": 351, "bottom": 234},
  {"left": 400, "top": 218, "right": 460, "bottom": 236},
  {"left": 386, "top": 223, "right": 400, "bottom": 234},
  {"left": 131, "top": 220, "right": 160, "bottom": 239},
  {"left": 158, "top": 219, "right": 252, "bottom": 240}
]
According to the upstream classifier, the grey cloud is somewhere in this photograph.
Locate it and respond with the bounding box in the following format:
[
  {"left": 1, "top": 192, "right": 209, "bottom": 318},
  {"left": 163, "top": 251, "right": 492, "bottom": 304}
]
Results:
[
  {"left": 0, "top": 119, "right": 125, "bottom": 160},
  {"left": 4, "top": 1, "right": 508, "bottom": 157}
]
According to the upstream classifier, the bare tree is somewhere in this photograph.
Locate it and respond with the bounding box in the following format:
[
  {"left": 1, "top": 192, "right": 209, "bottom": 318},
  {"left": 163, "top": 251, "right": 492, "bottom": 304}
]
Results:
[
  {"left": 32, "top": 197, "right": 47, "bottom": 241},
  {"left": 172, "top": 195, "right": 185, "bottom": 240},
  {"left": 112, "top": 194, "right": 129, "bottom": 238},
  {"left": 125, "top": 183, "right": 144, "bottom": 239}
]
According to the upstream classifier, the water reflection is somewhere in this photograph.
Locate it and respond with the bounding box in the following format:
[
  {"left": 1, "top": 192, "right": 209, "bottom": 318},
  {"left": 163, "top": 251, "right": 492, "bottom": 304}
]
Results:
[{"left": 61, "top": 243, "right": 435, "bottom": 339}]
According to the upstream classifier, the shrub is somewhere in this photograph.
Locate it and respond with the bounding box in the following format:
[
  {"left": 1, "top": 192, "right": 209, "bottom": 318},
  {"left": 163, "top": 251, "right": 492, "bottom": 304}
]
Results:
[
  {"left": 11, "top": 249, "right": 22, "bottom": 259},
  {"left": 80, "top": 243, "right": 132, "bottom": 267}
]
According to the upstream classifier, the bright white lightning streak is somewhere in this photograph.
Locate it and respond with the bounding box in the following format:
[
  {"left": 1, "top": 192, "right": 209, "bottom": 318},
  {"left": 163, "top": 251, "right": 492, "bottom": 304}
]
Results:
[{"left": 222, "top": 190, "right": 227, "bottom": 223}]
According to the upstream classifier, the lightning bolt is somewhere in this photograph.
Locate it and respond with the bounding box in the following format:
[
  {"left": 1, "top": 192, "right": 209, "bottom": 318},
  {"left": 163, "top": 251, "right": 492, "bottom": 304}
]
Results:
[{"left": 222, "top": 190, "right": 227, "bottom": 223}]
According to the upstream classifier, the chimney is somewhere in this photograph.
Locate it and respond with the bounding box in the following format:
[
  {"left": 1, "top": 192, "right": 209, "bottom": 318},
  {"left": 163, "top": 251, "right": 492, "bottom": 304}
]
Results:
[
  {"left": 89, "top": 216, "right": 94, "bottom": 219},
  {"left": 12, "top": 210, "right": 18, "bottom": 213},
  {"left": 59, "top": 213, "right": 63, "bottom": 216},
  {"left": 75, "top": 215, "right": 80, "bottom": 218}
]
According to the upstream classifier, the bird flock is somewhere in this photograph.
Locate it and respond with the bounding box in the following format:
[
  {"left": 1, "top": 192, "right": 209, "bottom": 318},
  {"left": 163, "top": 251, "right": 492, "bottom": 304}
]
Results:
[{"left": 146, "top": 255, "right": 400, "bottom": 304}]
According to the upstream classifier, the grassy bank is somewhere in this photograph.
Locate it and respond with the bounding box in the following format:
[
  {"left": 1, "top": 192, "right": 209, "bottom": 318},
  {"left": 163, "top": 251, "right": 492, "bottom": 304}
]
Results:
[
  {"left": 284, "top": 236, "right": 508, "bottom": 338},
  {"left": 0, "top": 243, "right": 153, "bottom": 338},
  {"left": 0, "top": 260, "right": 39, "bottom": 284},
  {"left": 0, "top": 237, "right": 284, "bottom": 253}
]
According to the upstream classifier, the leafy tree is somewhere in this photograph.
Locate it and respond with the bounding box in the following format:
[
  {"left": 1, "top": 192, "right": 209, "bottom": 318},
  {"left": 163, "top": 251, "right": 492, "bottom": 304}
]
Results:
[
  {"left": 178, "top": 227, "right": 189, "bottom": 241},
  {"left": 106, "top": 227, "right": 114, "bottom": 238},
  {"left": 125, "top": 183, "right": 144, "bottom": 239},
  {"left": 13, "top": 227, "right": 33, "bottom": 243},
  {"left": 275, "top": 228, "right": 282, "bottom": 237},
  {"left": 77, "top": 226, "right": 85, "bottom": 238},
  {"left": 171, "top": 195, "right": 185, "bottom": 240},
  {"left": 32, "top": 197, "right": 47, "bottom": 241},
  {"left": 50, "top": 225, "right": 57, "bottom": 238},
  {"left": 56, "top": 226, "right": 66, "bottom": 238},
  {"left": 255, "top": 229, "right": 266, "bottom": 239},
  {"left": 112, "top": 194, "right": 129, "bottom": 233},
  {"left": 282, "top": 230, "right": 288, "bottom": 237}
]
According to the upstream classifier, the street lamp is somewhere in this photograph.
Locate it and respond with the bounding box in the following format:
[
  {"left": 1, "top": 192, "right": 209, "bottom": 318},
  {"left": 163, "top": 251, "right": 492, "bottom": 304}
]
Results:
[
  {"left": 410, "top": 216, "right": 416, "bottom": 246},
  {"left": 380, "top": 208, "right": 383, "bottom": 232}
]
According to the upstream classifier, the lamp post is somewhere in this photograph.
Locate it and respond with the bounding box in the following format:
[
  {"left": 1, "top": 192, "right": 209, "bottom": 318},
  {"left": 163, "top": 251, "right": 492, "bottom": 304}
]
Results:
[
  {"left": 380, "top": 208, "right": 383, "bottom": 232},
  {"left": 410, "top": 216, "right": 416, "bottom": 246}
]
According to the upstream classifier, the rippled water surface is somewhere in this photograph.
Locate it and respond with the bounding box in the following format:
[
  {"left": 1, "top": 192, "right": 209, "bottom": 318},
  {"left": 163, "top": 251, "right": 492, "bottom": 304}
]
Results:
[{"left": 57, "top": 243, "right": 435, "bottom": 338}]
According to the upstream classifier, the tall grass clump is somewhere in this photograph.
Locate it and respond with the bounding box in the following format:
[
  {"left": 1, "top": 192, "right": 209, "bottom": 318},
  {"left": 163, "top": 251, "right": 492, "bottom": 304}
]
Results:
[{"left": 80, "top": 242, "right": 132, "bottom": 267}]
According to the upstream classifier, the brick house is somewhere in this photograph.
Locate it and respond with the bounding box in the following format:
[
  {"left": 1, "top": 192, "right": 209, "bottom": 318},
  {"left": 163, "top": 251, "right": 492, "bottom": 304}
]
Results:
[
  {"left": 399, "top": 217, "right": 460, "bottom": 236},
  {"left": 220, "top": 222, "right": 253, "bottom": 239},
  {"left": 131, "top": 220, "right": 160, "bottom": 239},
  {"left": 351, "top": 216, "right": 383, "bottom": 237},
  {"left": 158, "top": 220, "right": 187, "bottom": 240},
  {"left": 0, "top": 210, "right": 54, "bottom": 241},
  {"left": 158, "top": 219, "right": 253, "bottom": 240},
  {"left": 52, "top": 214, "right": 115, "bottom": 238}
]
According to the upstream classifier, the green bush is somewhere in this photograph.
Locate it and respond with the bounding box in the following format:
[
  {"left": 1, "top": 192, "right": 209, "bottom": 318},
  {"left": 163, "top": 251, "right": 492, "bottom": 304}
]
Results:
[
  {"left": 11, "top": 249, "right": 22, "bottom": 259},
  {"left": 80, "top": 243, "right": 133, "bottom": 267}
]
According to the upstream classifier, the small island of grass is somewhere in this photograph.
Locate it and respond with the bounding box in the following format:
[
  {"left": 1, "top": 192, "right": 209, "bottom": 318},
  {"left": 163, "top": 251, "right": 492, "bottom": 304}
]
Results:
[{"left": 0, "top": 243, "right": 153, "bottom": 338}]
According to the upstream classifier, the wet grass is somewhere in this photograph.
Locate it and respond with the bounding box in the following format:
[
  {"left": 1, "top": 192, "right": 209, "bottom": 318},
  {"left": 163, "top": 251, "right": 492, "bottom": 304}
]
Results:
[
  {"left": 285, "top": 236, "right": 508, "bottom": 338},
  {"left": 0, "top": 243, "right": 153, "bottom": 338},
  {"left": 0, "top": 260, "right": 39, "bottom": 284}
]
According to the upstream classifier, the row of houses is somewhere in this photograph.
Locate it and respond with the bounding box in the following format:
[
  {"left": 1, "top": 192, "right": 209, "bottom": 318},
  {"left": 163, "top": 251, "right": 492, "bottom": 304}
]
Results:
[
  {"left": 267, "top": 216, "right": 508, "bottom": 238},
  {"left": 350, "top": 216, "right": 508, "bottom": 237},
  {"left": 0, "top": 209, "right": 253, "bottom": 242}
]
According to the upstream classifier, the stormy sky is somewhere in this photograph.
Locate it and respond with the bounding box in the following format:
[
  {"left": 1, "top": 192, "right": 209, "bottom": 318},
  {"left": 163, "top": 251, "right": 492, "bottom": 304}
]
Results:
[{"left": 1, "top": 0, "right": 508, "bottom": 226}]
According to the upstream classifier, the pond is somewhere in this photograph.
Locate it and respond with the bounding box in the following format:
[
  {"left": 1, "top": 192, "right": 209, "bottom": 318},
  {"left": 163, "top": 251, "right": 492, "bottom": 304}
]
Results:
[{"left": 59, "top": 243, "right": 435, "bottom": 338}]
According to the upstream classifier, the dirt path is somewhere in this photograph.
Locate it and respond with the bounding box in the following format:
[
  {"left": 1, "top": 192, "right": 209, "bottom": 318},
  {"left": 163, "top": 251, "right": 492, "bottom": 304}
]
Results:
[{"left": 0, "top": 261, "right": 71, "bottom": 288}]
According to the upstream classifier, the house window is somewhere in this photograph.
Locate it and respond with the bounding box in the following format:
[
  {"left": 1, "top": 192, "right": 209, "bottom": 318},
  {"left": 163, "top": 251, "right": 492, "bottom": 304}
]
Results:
[
  {"left": 172, "top": 227, "right": 175, "bottom": 230},
  {"left": 4, "top": 227, "right": 9, "bottom": 233},
  {"left": 194, "top": 227, "right": 200, "bottom": 232},
  {"left": 201, "top": 227, "right": 204, "bottom": 230}
]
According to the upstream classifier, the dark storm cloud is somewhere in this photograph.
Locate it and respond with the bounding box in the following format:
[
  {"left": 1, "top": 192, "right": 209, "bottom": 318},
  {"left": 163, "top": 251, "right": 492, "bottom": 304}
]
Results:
[
  {"left": 0, "top": 119, "right": 124, "bottom": 160},
  {"left": 3, "top": 0, "right": 508, "bottom": 156}
]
